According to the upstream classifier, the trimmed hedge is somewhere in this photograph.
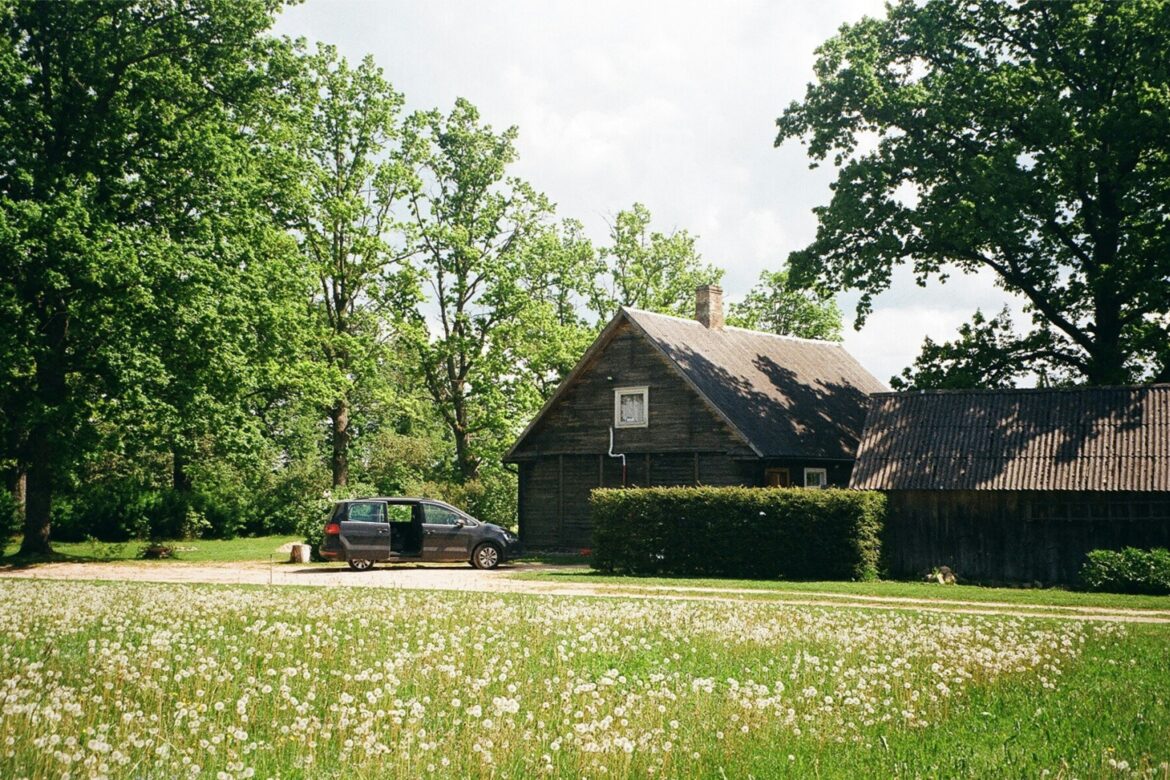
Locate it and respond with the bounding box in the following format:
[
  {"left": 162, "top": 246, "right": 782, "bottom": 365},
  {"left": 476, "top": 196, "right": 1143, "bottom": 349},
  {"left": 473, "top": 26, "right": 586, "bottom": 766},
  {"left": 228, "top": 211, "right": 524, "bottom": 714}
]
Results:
[
  {"left": 1080, "top": 547, "right": 1170, "bottom": 595},
  {"left": 591, "top": 486, "right": 885, "bottom": 581}
]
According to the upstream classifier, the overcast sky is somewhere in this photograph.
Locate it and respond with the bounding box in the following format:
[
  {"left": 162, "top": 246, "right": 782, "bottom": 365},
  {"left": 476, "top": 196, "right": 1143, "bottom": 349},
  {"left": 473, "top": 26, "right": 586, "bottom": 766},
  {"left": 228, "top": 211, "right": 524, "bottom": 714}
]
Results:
[{"left": 274, "top": 0, "right": 1020, "bottom": 385}]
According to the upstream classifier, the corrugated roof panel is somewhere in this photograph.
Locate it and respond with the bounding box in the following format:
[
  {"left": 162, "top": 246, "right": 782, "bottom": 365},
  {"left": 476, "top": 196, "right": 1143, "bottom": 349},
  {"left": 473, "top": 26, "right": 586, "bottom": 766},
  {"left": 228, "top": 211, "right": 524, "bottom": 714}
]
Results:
[{"left": 850, "top": 385, "right": 1170, "bottom": 492}]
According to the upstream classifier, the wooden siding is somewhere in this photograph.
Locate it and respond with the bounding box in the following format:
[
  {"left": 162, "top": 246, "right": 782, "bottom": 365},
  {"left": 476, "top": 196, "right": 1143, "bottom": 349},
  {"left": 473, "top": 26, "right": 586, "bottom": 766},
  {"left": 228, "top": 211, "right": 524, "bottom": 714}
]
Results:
[
  {"left": 510, "top": 322, "right": 752, "bottom": 459},
  {"left": 881, "top": 490, "right": 1170, "bottom": 584},
  {"left": 518, "top": 452, "right": 855, "bottom": 549}
]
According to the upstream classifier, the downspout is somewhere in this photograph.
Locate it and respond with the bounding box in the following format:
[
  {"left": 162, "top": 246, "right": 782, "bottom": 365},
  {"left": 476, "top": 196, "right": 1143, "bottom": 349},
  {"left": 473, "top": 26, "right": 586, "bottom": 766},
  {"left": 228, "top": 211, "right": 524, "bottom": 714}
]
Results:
[{"left": 608, "top": 427, "right": 627, "bottom": 487}]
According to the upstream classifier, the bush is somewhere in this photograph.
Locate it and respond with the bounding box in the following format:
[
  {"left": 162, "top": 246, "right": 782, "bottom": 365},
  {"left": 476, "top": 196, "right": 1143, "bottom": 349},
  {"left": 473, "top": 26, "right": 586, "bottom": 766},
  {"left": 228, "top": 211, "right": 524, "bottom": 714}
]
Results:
[
  {"left": 1080, "top": 548, "right": 1170, "bottom": 595},
  {"left": 411, "top": 468, "right": 518, "bottom": 530},
  {"left": 591, "top": 486, "right": 885, "bottom": 581}
]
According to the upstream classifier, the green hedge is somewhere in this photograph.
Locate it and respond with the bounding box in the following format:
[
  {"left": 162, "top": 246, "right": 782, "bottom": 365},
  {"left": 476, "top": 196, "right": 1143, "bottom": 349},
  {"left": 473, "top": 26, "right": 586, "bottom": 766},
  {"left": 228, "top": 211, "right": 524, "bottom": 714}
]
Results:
[
  {"left": 591, "top": 486, "right": 885, "bottom": 581},
  {"left": 1080, "top": 548, "right": 1170, "bottom": 595}
]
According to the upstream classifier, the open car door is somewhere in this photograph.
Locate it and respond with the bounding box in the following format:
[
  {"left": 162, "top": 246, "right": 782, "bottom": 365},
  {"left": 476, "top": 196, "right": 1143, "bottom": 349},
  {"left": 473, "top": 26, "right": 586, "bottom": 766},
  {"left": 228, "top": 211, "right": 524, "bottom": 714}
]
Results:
[{"left": 338, "top": 500, "right": 392, "bottom": 561}]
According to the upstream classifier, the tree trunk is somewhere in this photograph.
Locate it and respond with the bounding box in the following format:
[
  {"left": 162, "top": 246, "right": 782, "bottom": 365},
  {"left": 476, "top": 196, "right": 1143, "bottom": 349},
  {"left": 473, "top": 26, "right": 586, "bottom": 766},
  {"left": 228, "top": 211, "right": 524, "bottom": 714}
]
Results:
[
  {"left": 452, "top": 393, "right": 480, "bottom": 481},
  {"left": 19, "top": 430, "right": 54, "bottom": 555},
  {"left": 1087, "top": 290, "right": 1127, "bottom": 386},
  {"left": 19, "top": 311, "right": 68, "bottom": 556},
  {"left": 331, "top": 399, "right": 349, "bottom": 487},
  {"left": 172, "top": 448, "right": 192, "bottom": 494}
]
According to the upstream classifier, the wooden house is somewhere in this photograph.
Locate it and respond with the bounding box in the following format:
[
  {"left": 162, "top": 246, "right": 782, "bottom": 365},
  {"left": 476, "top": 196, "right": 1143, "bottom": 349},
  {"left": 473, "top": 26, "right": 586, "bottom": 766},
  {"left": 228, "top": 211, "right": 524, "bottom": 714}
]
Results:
[
  {"left": 503, "top": 286, "right": 887, "bottom": 549},
  {"left": 850, "top": 386, "right": 1170, "bottom": 583}
]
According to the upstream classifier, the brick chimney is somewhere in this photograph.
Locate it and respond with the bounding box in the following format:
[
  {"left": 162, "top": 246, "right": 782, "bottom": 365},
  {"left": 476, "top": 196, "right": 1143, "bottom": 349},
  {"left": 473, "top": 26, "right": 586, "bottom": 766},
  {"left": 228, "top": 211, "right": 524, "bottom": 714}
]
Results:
[{"left": 695, "top": 284, "right": 724, "bottom": 329}]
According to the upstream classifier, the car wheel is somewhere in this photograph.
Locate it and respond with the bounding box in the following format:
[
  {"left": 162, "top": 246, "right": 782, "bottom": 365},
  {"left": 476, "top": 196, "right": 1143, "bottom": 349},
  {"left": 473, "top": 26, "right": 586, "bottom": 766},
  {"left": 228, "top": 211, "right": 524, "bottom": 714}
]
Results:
[
  {"left": 348, "top": 558, "right": 374, "bottom": 571},
  {"left": 471, "top": 543, "right": 501, "bottom": 570}
]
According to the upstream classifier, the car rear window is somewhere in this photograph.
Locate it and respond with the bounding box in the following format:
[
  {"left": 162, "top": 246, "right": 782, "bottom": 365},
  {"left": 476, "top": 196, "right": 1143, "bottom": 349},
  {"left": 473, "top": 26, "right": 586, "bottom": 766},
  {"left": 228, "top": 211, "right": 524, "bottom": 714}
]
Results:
[{"left": 346, "top": 502, "right": 385, "bottom": 522}]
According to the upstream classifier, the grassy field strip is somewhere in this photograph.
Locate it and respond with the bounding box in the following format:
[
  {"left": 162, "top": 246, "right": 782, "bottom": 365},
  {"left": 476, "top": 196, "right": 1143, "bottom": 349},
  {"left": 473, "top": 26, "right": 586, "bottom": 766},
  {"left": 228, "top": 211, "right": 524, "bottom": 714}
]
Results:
[
  {"left": 1, "top": 579, "right": 1167, "bottom": 778},
  {"left": 534, "top": 587, "right": 1170, "bottom": 625},
  {"left": 509, "top": 569, "right": 1170, "bottom": 611},
  {"left": 551, "top": 582, "right": 1170, "bottom": 617}
]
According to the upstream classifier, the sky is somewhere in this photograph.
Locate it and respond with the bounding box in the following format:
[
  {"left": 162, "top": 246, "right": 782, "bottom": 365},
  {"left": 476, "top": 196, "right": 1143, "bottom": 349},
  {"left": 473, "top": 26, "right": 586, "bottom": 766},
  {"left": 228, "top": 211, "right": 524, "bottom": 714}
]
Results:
[{"left": 273, "top": 0, "right": 1021, "bottom": 385}]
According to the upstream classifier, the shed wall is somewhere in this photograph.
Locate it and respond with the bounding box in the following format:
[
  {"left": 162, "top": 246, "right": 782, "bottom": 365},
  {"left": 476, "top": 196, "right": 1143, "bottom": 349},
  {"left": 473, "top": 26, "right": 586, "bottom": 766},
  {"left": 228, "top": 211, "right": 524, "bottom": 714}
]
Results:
[{"left": 882, "top": 490, "right": 1170, "bottom": 584}]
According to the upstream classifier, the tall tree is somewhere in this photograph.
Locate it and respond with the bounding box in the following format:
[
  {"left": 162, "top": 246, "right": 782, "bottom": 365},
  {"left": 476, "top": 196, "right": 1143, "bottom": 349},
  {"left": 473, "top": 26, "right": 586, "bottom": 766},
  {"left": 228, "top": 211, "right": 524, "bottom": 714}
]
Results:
[
  {"left": 727, "top": 268, "right": 844, "bottom": 340},
  {"left": 404, "top": 98, "right": 558, "bottom": 481},
  {"left": 0, "top": 0, "right": 286, "bottom": 554},
  {"left": 589, "top": 203, "right": 724, "bottom": 321},
  {"left": 510, "top": 219, "right": 600, "bottom": 399},
  {"left": 287, "top": 45, "right": 417, "bottom": 487},
  {"left": 778, "top": 0, "right": 1170, "bottom": 386}
]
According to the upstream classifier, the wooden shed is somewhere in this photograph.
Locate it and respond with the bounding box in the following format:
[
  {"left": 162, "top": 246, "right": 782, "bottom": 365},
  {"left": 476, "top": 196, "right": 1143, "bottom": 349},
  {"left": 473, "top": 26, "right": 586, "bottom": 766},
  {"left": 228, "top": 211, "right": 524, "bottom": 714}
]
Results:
[
  {"left": 850, "top": 386, "right": 1170, "bottom": 584},
  {"left": 503, "top": 286, "right": 886, "bottom": 550}
]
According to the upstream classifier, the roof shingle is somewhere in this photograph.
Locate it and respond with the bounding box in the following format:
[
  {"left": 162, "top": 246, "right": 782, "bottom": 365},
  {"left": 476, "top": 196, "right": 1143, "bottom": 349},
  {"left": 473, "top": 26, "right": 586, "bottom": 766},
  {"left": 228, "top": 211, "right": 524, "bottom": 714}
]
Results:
[{"left": 624, "top": 308, "right": 887, "bottom": 459}]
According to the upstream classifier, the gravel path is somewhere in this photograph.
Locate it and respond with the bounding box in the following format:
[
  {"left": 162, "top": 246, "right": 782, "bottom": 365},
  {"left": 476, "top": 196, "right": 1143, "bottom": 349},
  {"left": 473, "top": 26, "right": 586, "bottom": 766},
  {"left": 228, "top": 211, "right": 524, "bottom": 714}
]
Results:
[{"left": 2, "top": 560, "right": 1168, "bottom": 624}]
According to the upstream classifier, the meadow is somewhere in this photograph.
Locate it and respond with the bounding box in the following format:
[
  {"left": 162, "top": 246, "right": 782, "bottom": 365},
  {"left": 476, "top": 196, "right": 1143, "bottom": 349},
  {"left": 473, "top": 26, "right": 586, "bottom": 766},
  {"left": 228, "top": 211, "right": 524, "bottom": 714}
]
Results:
[{"left": 0, "top": 579, "right": 1167, "bottom": 779}]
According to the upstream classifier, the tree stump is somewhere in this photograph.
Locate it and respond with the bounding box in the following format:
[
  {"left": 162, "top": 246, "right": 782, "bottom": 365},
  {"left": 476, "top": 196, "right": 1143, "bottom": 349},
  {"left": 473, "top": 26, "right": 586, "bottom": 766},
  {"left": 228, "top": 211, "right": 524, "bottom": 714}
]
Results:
[{"left": 289, "top": 543, "right": 312, "bottom": 563}]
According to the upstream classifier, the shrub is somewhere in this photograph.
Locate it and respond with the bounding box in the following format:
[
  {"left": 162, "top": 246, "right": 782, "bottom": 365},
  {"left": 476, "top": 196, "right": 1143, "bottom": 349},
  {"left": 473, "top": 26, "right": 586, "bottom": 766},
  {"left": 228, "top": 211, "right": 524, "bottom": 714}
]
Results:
[
  {"left": 1080, "top": 548, "right": 1170, "bottom": 595},
  {"left": 591, "top": 486, "right": 885, "bottom": 581}
]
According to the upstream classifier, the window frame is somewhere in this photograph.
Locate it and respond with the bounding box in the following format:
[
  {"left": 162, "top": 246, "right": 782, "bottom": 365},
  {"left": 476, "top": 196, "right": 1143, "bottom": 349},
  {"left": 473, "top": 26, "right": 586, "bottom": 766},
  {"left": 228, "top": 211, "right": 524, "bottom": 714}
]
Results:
[
  {"left": 803, "top": 467, "right": 828, "bottom": 489},
  {"left": 421, "top": 503, "right": 464, "bottom": 527},
  {"left": 346, "top": 501, "right": 387, "bottom": 523},
  {"left": 613, "top": 385, "right": 649, "bottom": 429}
]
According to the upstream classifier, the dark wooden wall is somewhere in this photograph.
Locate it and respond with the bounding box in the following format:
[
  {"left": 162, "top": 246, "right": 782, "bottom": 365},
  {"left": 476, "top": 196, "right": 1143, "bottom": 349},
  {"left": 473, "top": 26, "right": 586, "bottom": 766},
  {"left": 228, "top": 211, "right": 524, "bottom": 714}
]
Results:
[
  {"left": 882, "top": 490, "right": 1170, "bottom": 584},
  {"left": 517, "top": 453, "right": 853, "bottom": 549}
]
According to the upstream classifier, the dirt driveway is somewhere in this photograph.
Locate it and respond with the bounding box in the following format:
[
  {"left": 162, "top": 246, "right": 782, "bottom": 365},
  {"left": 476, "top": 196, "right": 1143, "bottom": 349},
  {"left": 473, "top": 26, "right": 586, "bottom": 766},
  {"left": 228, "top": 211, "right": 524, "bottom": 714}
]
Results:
[{"left": 2, "top": 560, "right": 1169, "bottom": 624}]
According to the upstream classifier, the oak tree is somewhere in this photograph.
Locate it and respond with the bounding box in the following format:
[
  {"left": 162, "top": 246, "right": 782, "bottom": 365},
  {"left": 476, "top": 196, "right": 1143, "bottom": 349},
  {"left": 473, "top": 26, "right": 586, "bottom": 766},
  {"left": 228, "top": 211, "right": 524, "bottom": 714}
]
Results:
[{"left": 778, "top": 0, "right": 1170, "bottom": 386}]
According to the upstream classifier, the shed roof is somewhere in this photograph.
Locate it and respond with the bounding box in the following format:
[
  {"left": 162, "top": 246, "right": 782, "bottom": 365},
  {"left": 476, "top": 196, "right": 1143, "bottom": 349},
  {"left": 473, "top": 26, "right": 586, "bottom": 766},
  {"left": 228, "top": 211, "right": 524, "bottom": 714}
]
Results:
[
  {"left": 850, "top": 386, "right": 1170, "bottom": 492},
  {"left": 505, "top": 307, "right": 887, "bottom": 461}
]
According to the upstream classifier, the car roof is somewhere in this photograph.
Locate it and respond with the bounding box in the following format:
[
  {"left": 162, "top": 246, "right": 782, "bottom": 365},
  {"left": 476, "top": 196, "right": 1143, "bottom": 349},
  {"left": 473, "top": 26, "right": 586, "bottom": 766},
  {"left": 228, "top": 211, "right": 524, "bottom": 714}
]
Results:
[{"left": 337, "top": 497, "right": 463, "bottom": 511}]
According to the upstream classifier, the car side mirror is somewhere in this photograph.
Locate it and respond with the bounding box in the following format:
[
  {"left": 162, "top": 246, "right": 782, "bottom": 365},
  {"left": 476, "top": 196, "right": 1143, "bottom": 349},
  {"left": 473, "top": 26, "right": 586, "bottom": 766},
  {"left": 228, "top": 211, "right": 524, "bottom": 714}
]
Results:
[{"left": 455, "top": 517, "right": 469, "bottom": 527}]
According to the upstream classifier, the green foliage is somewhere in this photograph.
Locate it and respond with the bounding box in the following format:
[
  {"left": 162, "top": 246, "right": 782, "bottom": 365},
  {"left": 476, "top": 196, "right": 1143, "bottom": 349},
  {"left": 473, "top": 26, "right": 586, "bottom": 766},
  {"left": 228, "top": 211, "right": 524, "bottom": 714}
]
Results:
[
  {"left": 412, "top": 466, "right": 518, "bottom": 530},
  {"left": 0, "top": 489, "right": 17, "bottom": 556},
  {"left": 726, "top": 267, "right": 843, "bottom": 341},
  {"left": 404, "top": 99, "right": 581, "bottom": 481},
  {"left": 1081, "top": 548, "right": 1170, "bottom": 595},
  {"left": 0, "top": 0, "right": 296, "bottom": 553},
  {"left": 890, "top": 307, "right": 1051, "bottom": 389},
  {"left": 589, "top": 203, "right": 724, "bottom": 321},
  {"left": 778, "top": 0, "right": 1170, "bottom": 386},
  {"left": 285, "top": 43, "right": 420, "bottom": 488},
  {"left": 591, "top": 486, "right": 885, "bottom": 581}
]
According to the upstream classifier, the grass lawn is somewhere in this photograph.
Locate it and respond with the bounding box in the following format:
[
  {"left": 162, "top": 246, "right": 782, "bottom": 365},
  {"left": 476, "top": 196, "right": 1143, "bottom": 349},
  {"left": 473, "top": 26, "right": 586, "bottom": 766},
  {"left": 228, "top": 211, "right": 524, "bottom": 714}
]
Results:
[
  {"left": 512, "top": 569, "right": 1170, "bottom": 612},
  {"left": 0, "top": 534, "right": 303, "bottom": 565},
  {"left": 0, "top": 579, "right": 1166, "bottom": 779}
]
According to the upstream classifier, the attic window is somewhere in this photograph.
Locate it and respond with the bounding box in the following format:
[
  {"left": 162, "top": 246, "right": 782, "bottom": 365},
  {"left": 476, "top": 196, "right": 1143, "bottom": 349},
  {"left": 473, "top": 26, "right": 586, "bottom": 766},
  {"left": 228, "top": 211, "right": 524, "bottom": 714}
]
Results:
[
  {"left": 614, "top": 386, "right": 648, "bottom": 428},
  {"left": 804, "top": 468, "right": 828, "bottom": 489}
]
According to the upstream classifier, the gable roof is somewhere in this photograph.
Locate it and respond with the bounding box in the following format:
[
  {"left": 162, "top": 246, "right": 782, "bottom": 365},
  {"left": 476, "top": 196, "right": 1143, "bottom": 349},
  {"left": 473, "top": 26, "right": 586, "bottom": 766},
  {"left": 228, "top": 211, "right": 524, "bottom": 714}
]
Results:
[
  {"left": 850, "top": 385, "right": 1170, "bottom": 492},
  {"left": 505, "top": 307, "right": 887, "bottom": 461}
]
